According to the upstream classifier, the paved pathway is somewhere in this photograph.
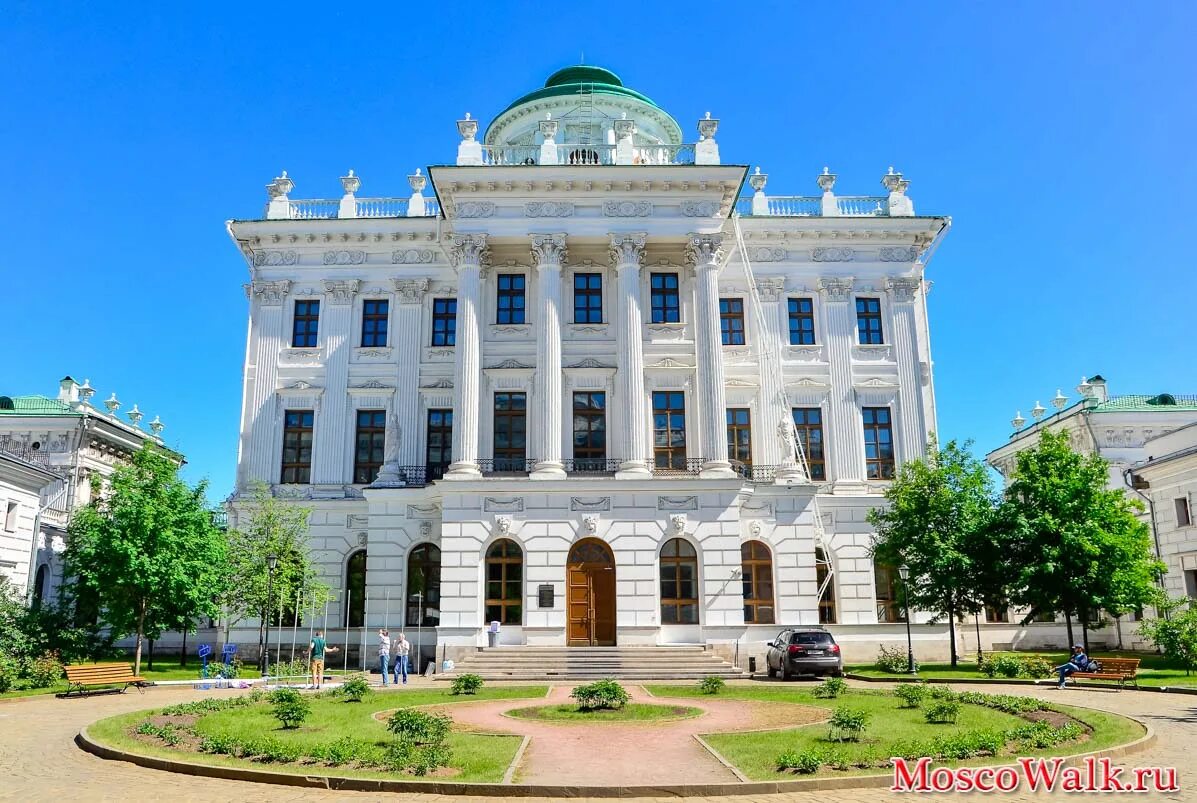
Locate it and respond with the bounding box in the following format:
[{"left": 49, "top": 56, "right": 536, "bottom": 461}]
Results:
[{"left": 0, "top": 679, "right": 1191, "bottom": 801}]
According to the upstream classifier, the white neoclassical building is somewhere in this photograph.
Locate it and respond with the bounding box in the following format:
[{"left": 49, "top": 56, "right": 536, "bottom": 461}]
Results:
[{"left": 226, "top": 66, "right": 950, "bottom": 666}]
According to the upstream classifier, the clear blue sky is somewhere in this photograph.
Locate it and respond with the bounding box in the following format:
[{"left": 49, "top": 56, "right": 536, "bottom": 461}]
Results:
[{"left": 2, "top": 3, "right": 1191, "bottom": 502}]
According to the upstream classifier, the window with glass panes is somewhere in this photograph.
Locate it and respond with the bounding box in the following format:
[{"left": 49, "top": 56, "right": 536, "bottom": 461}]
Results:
[
  {"left": 875, "top": 563, "right": 905, "bottom": 623},
  {"left": 573, "top": 273, "right": 603, "bottom": 323},
  {"left": 572, "top": 392, "right": 606, "bottom": 468},
  {"left": 496, "top": 274, "right": 526, "bottom": 324},
  {"left": 816, "top": 547, "right": 837, "bottom": 623},
  {"left": 292, "top": 300, "right": 320, "bottom": 347},
  {"left": 353, "top": 410, "right": 386, "bottom": 484},
  {"left": 493, "top": 393, "right": 527, "bottom": 471},
  {"left": 719, "top": 298, "right": 746, "bottom": 345},
  {"left": 650, "top": 273, "right": 680, "bottom": 323},
  {"left": 346, "top": 550, "right": 366, "bottom": 626},
  {"left": 406, "top": 543, "right": 441, "bottom": 627},
  {"left": 652, "top": 391, "right": 687, "bottom": 469},
  {"left": 280, "top": 410, "right": 314, "bottom": 483},
  {"left": 425, "top": 409, "right": 452, "bottom": 480},
  {"left": 788, "top": 297, "right": 816, "bottom": 345},
  {"left": 360, "top": 300, "right": 388, "bottom": 347},
  {"left": 431, "top": 298, "right": 457, "bottom": 346},
  {"left": 485, "top": 539, "right": 523, "bottom": 625},
  {"left": 741, "top": 540, "right": 775, "bottom": 624},
  {"left": 791, "top": 408, "right": 826, "bottom": 481},
  {"left": 862, "top": 407, "right": 895, "bottom": 479},
  {"left": 726, "top": 408, "right": 752, "bottom": 465},
  {"left": 856, "top": 297, "right": 884, "bottom": 344},
  {"left": 660, "top": 538, "right": 699, "bottom": 624}
]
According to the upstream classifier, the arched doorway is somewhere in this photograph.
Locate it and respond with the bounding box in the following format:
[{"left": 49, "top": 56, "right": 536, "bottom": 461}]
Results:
[{"left": 567, "top": 539, "right": 616, "bottom": 646}]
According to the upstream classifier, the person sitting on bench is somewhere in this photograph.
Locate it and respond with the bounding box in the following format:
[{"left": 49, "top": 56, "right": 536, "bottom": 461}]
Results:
[{"left": 1056, "top": 644, "right": 1088, "bottom": 688}]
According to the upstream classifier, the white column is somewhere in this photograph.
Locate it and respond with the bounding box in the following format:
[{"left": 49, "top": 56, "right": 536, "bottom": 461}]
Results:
[
  {"left": 888, "top": 277, "right": 927, "bottom": 463},
  {"left": 610, "top": 234, "right": 651, "bottom": 478},
  {"left": 687, "top": 234, "right": 735, "bottom": 478},
  {"left": 445, "top": 234, "right": 488, "bottom": 479},
  {"left": 819, "top": 277, "right": 867, "bottom": 492},
  {"left": 530, "top": 234, "right": 567, "bottom": 479},
  {"left": 312, "top": 280, "right": 360, "bottom": 491},
  {"left": 373, "top": 279, "right": 429, "bottom": 486},
  {"left": 242, "top": 280, "right": 291, "bottom": 484}
]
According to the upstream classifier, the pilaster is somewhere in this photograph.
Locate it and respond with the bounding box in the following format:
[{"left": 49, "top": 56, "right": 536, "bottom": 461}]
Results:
[
  {"left": 445, "top": 235, "right": 488, "bottom": 479},
  {"left": 373, "top": 278, "right": 430, "bottom": 486},
  {"left": 311, "top": 279, "right": 360, "bottom": 491},
  {"left": 530, "top": 234, "right": 567, "bottom": 479},
  {"left": 819, "top": 277, "right": 867, "bottom": 492},
  {"left": 686, "top": 234, "right": 735, "bottom": 478},
  {"left": 610, "top": 234, "right": 651, "bottom": 478},
  {"left": 243, "top": 280, "right": 291, "bottom": 484},
  {"left": 752, "top": 277, "right": 790, "bottom": 472},
  {"left": 887, "top": 277, "right": 926, "bottom": 463}
]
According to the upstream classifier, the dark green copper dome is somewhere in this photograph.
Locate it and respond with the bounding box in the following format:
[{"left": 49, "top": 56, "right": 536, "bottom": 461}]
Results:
[{"left": 499, "top": 65, "right": 662, "bottom": 114}]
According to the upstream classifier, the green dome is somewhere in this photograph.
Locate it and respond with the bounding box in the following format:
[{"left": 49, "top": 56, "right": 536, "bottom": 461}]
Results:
[{"left": 499, "top": 65, "right": 662, "bottom": 114}]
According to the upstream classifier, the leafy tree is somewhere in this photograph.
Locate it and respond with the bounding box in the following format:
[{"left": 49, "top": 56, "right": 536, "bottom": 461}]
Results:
[
  {"left": 1139, "top": 598, "right": 1197, "bottom": 674},
  {"left": 993, "top": 430, "right": 1164, "bottom": 650},
  {"left": 221, "top": 483, "right": 330, "bottom": 663},
  {"left": 64, "top": 445, "right": 228, "bottom": 674},
  {"left": 868, "top": 439, "right": 1000, "bottom": 667}
]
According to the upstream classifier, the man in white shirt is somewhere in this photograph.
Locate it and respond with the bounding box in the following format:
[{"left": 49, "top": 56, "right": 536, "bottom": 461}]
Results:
[
  {"left": 377, "top": 629, "right": 392, "bottom": 685},
  {"left": 391, "top": 632, "right": 411, "bottom": 685}
]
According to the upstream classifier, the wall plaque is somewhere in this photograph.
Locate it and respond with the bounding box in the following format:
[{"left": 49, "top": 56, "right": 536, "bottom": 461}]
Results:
[{"left": 538, "top": 584, "right": 554, "bottom": 609}]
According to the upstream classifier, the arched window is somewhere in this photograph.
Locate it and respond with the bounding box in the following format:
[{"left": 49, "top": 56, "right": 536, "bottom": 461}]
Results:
[
  {"left": 741, "top": 540, "right": 774, "bottom": 624},
  {"left": 406, "top": 543, "right": 441, "bottom": 627},
  {"left": 346, "top": 550, "right": 366, "bottom": 627},
  {"left": 485, "top": 539, "right": 523, "bottom": 625},
  {"left": 874, "top": 562, "right": 905, "bottom": 623},
  {"left": 660, "top": 538, "right": 699, "bottom": 624},
  {"left": 32, "top": 564, "right": 48, "bottom": 609},
  {"left": 816, "top": 547, "right": 837, "bottom": 624}
]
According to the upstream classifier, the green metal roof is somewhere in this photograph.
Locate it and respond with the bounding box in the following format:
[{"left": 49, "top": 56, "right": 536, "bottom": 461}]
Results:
[
  {"left": 499, "top": 65, "right": 662, "bottom": 115},
  {"left": 1094, "top": 394, "right": 1197, "bottom": 412},
  {"left": 0, "top": 395, "right": 81, "bottom": 417}
]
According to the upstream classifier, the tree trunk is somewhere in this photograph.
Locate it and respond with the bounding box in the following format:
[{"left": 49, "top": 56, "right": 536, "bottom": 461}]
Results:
[
  {"left": 1080, "top": 611, "right": 1091, "bottom": 654},
  {"left": 148, "top": 639, "right": 154, "bottom": 670},
  {"left": 948, "top": 595, "right": 959, "bottom": 668},
  {"left": 1064, "top": 610, "right": 1074, "bottom": 649},
  {"left": 133, "top": 599, "right": 147, "bottom": 676},
  {"left": 180, "top": 629, "right": 187, "bottom": 667}
]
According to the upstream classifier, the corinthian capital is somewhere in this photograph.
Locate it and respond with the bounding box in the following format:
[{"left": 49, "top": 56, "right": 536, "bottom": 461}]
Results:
[
  {"left": 323, "top": 279, "right": 361, "bottom": 304},
  {"left": 392, "top": 278, "right": 430, "bottom": 304},
  {"left": 887, "top": 276, "right": 922, "bottom": 303},
  {"left": 608, "top": 233, "right": 646, "bottom": 268},
  {"left": 530, "top": 233, "right": 568, "bottom": 268},
  {"left": 817, "top": 277, "right": 855, "bottom": 302},
  {"left": 447, "top": 233, "right": 490, "bottom": 269},
  {"left": 684, "top": 233, "right": 725, "bottom": 268},
  {"left": 250, "top": 279, "right": 292, "bottom": 306}
]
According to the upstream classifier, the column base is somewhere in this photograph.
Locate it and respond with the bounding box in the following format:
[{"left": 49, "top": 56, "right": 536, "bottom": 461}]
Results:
[
  {"left": 831, "top": 479, "right": 871, "bottom": 495},
  {"left": 699, "top": 460, "right": 736, "bottom": 479},
  {"left": 531, "top": 461, "right": 566, "bottom": 480},
  {"left": 616, "top": 460, "right": 652, "bottom": 479},
  {"left": 444, "top": 461, "right": 482, "bottom": 480},
  {"left": 369, "top": 463, "right": 409, "bottom": 488},
  {"left": 774, "top": 463, "right": 807, "bottom": 485}
]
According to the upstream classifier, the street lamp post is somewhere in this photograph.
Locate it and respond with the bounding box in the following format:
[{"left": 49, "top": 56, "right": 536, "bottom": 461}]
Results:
[
  {"left": 898, "top": 565, "right": 914, "bottom": 674},
  {"left": 262, "top": 554, "right": 279, "bottom": 680}
]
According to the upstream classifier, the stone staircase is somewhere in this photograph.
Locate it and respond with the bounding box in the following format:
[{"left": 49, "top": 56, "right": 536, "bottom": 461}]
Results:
[{"left": 438, "top": 645, "right": 746, "bottom": 682}]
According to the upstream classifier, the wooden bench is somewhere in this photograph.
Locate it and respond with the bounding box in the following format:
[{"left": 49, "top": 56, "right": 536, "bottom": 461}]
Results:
[
  {"left": 1067, "top": 657, "right": 1141, "bottom": 689},
  {"left": 61, "top": 663, "right": 148, "bottom": 698}
]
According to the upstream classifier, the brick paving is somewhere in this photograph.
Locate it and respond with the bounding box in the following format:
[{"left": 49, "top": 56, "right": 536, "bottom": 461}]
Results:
[{"left": 0, "top": 679, "right": 1190, "bottom": 801}]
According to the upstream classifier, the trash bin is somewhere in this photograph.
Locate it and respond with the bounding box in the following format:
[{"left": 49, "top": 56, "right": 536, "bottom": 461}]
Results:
[{"left": 487, "top": 620, "right": 500, "bottom": 647}]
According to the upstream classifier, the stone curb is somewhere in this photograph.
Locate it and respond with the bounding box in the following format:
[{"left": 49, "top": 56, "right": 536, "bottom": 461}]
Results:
[
  {"left": 74, "top": 716, "right": 1158, "bottom": 797},
  {"left": 845, "top": 673, "right": 1197, "bottom": 694}
]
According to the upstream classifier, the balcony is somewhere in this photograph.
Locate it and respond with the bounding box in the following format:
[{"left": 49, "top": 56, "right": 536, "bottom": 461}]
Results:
[
  {"left": 272, "top": 196, "right": 441, "bottom": 221},
  {"left": 734, "top": 166, "right": 916, "bottom": 218},
  {"left": 477, "top": 143, "right": 696, "bottom": 167}
]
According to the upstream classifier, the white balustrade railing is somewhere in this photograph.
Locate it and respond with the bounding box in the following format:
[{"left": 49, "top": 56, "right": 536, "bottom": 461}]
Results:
[
  {"left": 734, "top": 197, "right": 754, "bottom": 216},
  {"left": 768, "top": 196, "right": 821, "bottom": 216},
  {"left": 268, "top": 197, "right": 440, "bottom": 220},
  {"left": 285, "top": 199, "right": 339, "bottom": 219},
  {"left": 480, "top": 145, "right": 540, "bottom": 165},
  {"left": 355, "top": 197, "right": 409, "bottom": 217},
  {"left": 836, "top": 196, "right": 888, "bottom": 216},
  {"left": 557, "top": 143, "right": 617, "bottom": 165},
  {"left": 735, "top": 195, "right": 893, "bottom": 217},
  {"left": 631, "top": 143, "right": 696, "bottom": 165}
]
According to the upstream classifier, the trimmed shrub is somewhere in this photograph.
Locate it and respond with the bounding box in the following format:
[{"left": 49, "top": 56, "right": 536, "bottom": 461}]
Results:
[
  {"left": 450, "top": 673, "right": 484, "bottom": 695},
  {"left": 385, "top": 708, "right": 452, "bottom": 775},
  {"left": 571, "top": 679, "right": 630, "bottom": 710},
  {"left": 776, "top": 748, "right": 822, "bottom": 774},
  {"left": 813, "top": 676, "right": 848, "bottom": 698},
  {"left": 269, "top": 688, "right": 311, "bottom": 729},
  {"left": 386, "top": 708, "right": 452, "bottom": 744},
  {"left": 875, "top": 644, "right": 918, "bottom": 674},
  {"left": 699, "top": 675, "right": 726, "bottom": 695},
  {"left": 385, "top": 739, "right": 452, "bottom": 776},
  {"left": 827, "top": 706, "right": 870, "bottom": 742},
  {"left": 926, "top": 685, "right": 959, "bottom": 701},
  {"left": 894, "top": 682, "right": 928, "bottom": 708},
  {"left": 978, "top": 653, "right": 1055, "bottom": 679},
  {"left": 925, "top": 700, "right": 961, "bottom": 724},
  {"left": 26, "top": 651, "right": 63, "bottom": 688},
  {"left": 338, "top": 674, "right": 370, "bottom": 702}
]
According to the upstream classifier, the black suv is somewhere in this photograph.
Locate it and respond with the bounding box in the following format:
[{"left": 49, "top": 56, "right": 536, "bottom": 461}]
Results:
[{"left": 765, "top": 627, "right": 843, "bottom": 679}]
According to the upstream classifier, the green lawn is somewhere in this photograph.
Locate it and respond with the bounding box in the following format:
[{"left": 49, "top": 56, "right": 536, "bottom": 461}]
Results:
[
  {"left": 505, "top": 702, "right": 702, "bottom": 723},
  {"left": 847, "top": 650, "right": 1197, "bottom": 687},
  {"left": 88, "top": 685, "right": 548, "bottom": 783},
  {"left": 1, "top": 662, "right": 225, "bottom": 701},
  {"left": 647, "top": 684, "right": 1144, "bottom": 780}
]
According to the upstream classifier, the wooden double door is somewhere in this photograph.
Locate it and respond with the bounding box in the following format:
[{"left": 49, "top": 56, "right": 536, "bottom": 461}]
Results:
[{"left": 567, "top": 539, "right": 616, "bottom": 646}]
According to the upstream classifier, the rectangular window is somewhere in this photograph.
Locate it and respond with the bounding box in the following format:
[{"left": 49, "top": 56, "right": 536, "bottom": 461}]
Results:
[
  {"left": 1177, "top": 497, "right": 1193, "bottom": 527},
  {"left": 856, "top": 297, "right": 883, "bottom": 344},
  {"left": 719, "top": 298, "right": 746, "bottom": 345},
  {"left": 280, "top": 410, "right": 314, "bottom": 484},
  {"left": 791, "top": 408, "right": 826, "bottom": 481},
  {"left": 652, "top": 391, "right": 687, "bottom": 469},
  {"left": 353, "top": 409, "right": 387, "bottom": 484},
  {"left": 726, "top": 408, "right": 752, "bottom": 466},
  {"left": 492, "top": 392, "right": 527, "bottom": 472},
  {"left": 291, "top": 300, "right": 320, "bottom": 348},
  {"left": 788, "top": 297, "right": 816, "bottom": 345},
  {"left": 360, "top": 300, "right": 388, "bottom": 347},
  {"left": 431, "top": 298, "right": 457, "bottom": 346},
  {"left": 573, "top": 273, "right": 603, "bottom": 324},
  {"left": 572, "top": 392, "right": 607, "bottom": 468},
  {"left": 4, "top": 501, "right": 17, "bottom": 533},
  {"left": 863, "top": 407, "right": 895, "bottom": 480},
  {"left": 1186, "top": 569, "right": 1197, "bottom": 599},
  {"left": 985, "top": 605, "right": 1009, "bottom": 623},
  {"left": 650, "top": 273, "right": 680, "bottom": 323},
  {"left": 426, "top": 409, "right": 453, "bottom": 480},
  {"left": 874, "top": 563, "right": 905, "bottom": 623},
  {"left": 496, "top": 274, "right": 526, "bottom": 324}
]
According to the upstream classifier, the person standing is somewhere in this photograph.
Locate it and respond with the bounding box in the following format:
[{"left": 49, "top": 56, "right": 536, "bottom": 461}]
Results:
[
  {"left": 392, "top": 632, "right": 411, "bottom": 685},
  {"left": 308, "top": 629, "right": 338, "bottom": 689},
  {"left": 377, "top": 629, "right": 392, "bottom": 686}
]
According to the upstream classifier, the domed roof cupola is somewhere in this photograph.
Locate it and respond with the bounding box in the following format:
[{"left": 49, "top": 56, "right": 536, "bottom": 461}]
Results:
[{"left": 484, "top": 65, "right": 683, "bottom": 148}]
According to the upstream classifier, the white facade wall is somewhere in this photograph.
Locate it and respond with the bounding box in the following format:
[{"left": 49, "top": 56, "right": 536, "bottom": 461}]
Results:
[
  {"left": 0, "top": 454, "right": 55, "bottom": 596},
  {"left": 1134, "top": 424, "right": 1197, "bottom": 600}
]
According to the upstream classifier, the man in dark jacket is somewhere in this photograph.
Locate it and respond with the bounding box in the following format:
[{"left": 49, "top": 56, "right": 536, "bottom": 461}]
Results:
[{"left": 1056, "top": 644, "right": 1088, "bottom": 688}]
